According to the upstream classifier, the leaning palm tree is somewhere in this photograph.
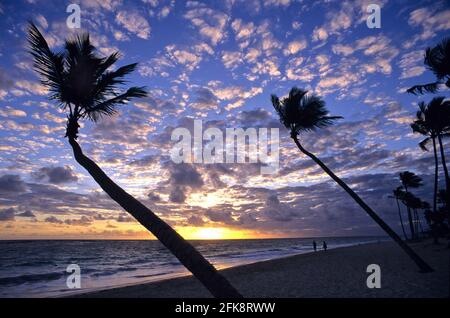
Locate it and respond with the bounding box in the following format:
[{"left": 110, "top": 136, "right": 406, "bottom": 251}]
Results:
[
  {"left": 407, "top": 37, "right": 450, "bottom": 95},
  {"left": 399, "top": 171, "right": 423, "bottom": 240},
  {"left": 28, "top": 23, "right": 241, "bottom": 298},
  {"left": 271, "top": 87, "right": 433, "bottom": 272},
  {"left": 411, "top": 97, "right": 450, "bottom": 211},
  {"left": 391, "top": 187, "right": 408, "bottom": 240}
]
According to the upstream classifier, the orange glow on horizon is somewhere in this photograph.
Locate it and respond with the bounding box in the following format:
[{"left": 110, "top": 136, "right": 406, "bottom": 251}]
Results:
[
  {"left": 0, "top": 219, "right": 292, "bottom": 240},
  {"left": 176, "top": 226, "right": 261, "bottom": 240}
]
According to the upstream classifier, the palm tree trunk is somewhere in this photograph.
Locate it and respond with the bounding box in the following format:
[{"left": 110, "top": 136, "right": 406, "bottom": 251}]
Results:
[
  {"left": 292, "top": 136, "right": 434, "bottom": 273},
  {"left": 413, "top": 209, "right": 419, "bottom": 239},
  {"left": 405, "top": 204, "right": 415, "bottom": 240},
  {"left": 401, "top": 184, "right": 416, "bottom": 240},
  {"left": 437, "top": 136, "right": 450, "bottom": 244},
  {"left": 437, "top": 134, "right": 449, "bottom": 201},
  {"left": 68, "top": 137, "right": 242, "bottom": 298},
  {"left": 417, "top": 211, "right": 424, "bottom": 237},
  {"left": 395, "top": 198, "right": 408, "bottom": 240},
  {"left": 432, "top": 137, "right": 439, "bottom": 214}
]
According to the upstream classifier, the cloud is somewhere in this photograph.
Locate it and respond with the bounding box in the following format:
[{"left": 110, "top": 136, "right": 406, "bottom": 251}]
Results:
[
  {"left": 251, "top": 59, "right": 281, "bottom": 77},
  {"left": 0, "top": 175, "right": 27, "bottom": 193},
  {"left": 231, "top": 19, "right": 255, "bottom": 41},
  {"left": 13, "top": 80, "right": 48, "bottom": 96},
  {"left": 398, "top": 50, "right": 426, "bottom": 79},
  {"left": 206, "top": 210, "right": 234, "bottom": 223},
  {"left": 332, "top": 44, "right": 354, "bottom": 56},
  {"left": 80, "top": 0, "right": 121, "bottom": 11},
  {"left": 165, "top": 44, "right": 212, "bottom": 72},
  {"left": 147, "top": 193, "right": 161, "bottom": 202},
  {"left": 283, "top": 40, "right": 307, "bottom": 55},
  {"left": 44, "top": 216, "right": 63, "bottom": 224},
  {"left": 169, "top": 163, "right": 204, "bottom": 188},
  {"left": 0, "top": 208, "right": 15, "bottom": 221},
  {"left": 408, "top": 6, "right": 450, "bottom": 41},
  {"left": 187, "top": 215, "right": 205, "bottom": 226},
  {"left": 213, "top": 85, "right": 262, "bottom": 101},
  {"left": 0, "top": 106, "right": 27, "bottom": 118},
  {"left": 312, "top": 27, "right": 328, "bottom": 42},
  {"left": 191, "top": 87, "right": 218, "bottom": 110},
  {"left": 35, "top": 14, "right": 48, "bottom": 29},
  {"left": 184, "top": 5, "right": 228, "bottom": 45},
  {"left": 17, "top": 210, "right": 36, "bottom": 218},
  {"left": 64, "top": 216, "right": 92, "bottom": 226},
  {"left": 117, "top": 214, "right": 135, "bottom": 222},
  {"left": 263, "top": 0, "right": 291, "bottom": 7},
  {"left": 33, "top": 166, "right": 78, "bottom": 184},
  {"left": 115, "top": 10, "right": 151, "bottom": 39},
  {"left": 169, "top": 186, "right": 186, "bottom": 203},
  {"left": 222, "top": 51, "right": 243, "bottom": 69}
]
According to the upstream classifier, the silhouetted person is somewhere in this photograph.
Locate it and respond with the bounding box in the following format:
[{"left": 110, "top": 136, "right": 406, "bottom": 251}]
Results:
[
  {"left": 323, "top": 241, "right": 327, "bottom": 251},
  {"left": 313, "top": 240, "right": 317, "bottom": 252}
]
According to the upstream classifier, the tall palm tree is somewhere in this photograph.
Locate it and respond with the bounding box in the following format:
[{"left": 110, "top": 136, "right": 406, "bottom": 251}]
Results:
[
  {"left": 411, "top": 97, "right": 450, "bottom": 211},
  {"left": 392, "top": 187, "right": 408, "bottom": 240},
  {"left": 434, "top": 101, "right": 450, "bottom": 198},
  {"left": 27, "top": 23, "right": 242, "bottom": 298},
  {"left": 407, "top": 37, "right": 450, "bottom": 95},
  {"left": 271, "top": 87, "right": 433, "bottom": 272},
  {"left": 399, "top": 171, "right": 423, "bottom": 240}
]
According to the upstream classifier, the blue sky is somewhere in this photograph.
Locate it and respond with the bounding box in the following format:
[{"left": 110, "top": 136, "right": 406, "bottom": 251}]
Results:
[{"left": 0, "top": 0, "right": 449, "bottom": 239}]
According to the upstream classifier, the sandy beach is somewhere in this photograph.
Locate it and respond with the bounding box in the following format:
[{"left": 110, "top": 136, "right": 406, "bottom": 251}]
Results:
[{"left": 72, "top": 240, "right": 449, "bottom": 298}]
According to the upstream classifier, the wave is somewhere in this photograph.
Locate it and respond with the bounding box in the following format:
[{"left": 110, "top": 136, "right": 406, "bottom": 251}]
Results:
[
  {"left": 91, "top": 266, "right": 139, "bottom": 277},
  {"left": 133, "top": 272, "right": 175, "bottom": 279},
  {"left": 0, "top": 272, "right": 64, "bottom": 286}
]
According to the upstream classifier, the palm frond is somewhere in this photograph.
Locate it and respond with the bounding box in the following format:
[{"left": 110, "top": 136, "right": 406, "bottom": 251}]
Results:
[
  {"left": 84, "top": 86, "right": 147, "bottom": 121},
  {"left": 97, "top": 63, "right": 138, "bottom": 91},
  {"left": 400, "top": 171, "right": 423, "bottom": 188},
  {"left": 418, "top": 137, "right": 431, "bottom": 151},
  {"left": 65, "top": 33, "right": 98, "bottom": 68},
  {"left": 27, "top": 22, "right": 66, "bottom": 102},
  {"left": 424, "top": 37, "right": 450, "bottom": 80},
  {"left": 95, "top": 51, "right": 121, "bottom": 78},
  {"left": 406, "top": 82, "right": 440, "bottom": 95},
  {"left": 271, "top": 87, "right": 341, "bottom": 136}
]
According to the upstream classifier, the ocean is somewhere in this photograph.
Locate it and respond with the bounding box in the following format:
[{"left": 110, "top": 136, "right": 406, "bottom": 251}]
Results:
[{"left": 0, "top": 236, "right": 386, "bottom": 297}]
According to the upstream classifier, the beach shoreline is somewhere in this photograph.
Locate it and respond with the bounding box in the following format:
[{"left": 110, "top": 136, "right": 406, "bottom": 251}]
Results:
[{"left": 69, "top": 239, "right": 449, "bottom": 298}]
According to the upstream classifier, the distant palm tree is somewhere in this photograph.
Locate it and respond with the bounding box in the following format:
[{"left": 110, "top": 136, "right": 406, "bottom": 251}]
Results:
[
  {"left": 407, "top": 37, "right": 450, "bottom": 95},
  {"left": 409, "top": 195, "right": 423, "bottom": 238},
  {"left": 399, "top": 171, "right": 423, "bottom": 240},
  {"left": 411, "top": 97, "right": 450, "bottom": 210},
  {"left": 392, "top": 187, "right": 408, "bottom": 240},
  {"left": 271, "top": 87, "right": 433, "bottom": 272},
  {"left": 27, "top": 23, "right": 242, "bottom": 298}
]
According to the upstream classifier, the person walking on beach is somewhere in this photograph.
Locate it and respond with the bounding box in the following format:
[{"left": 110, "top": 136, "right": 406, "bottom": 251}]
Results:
[
  {"left": 313, "top": 240, "right": 317, "bottom": 252},
  {"left": 322, "top": 241, "right": 327, "bottom": 251}
]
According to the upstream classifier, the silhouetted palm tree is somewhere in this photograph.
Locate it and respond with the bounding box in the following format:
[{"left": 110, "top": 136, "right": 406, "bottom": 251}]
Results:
[
  {"left": 271, "top": 87, "right": 433, "bottom": 272},
  {"left": 392, "top": 187, "right": 408, "bottom": 240},
  {"left": 409, "top": 195, "right": 423, "bottom": 238},
  {"left": 399, "top": 171, "right": 423, "bottom": 240},
  {"left": 407, "top": 37, "right": 450, "bottom": 95},
  {"left": 27, "top": 23, "right": 242, "bottom": 298},
  {"left": 411, "top": 97, "right": 450, "bottom": 210}
]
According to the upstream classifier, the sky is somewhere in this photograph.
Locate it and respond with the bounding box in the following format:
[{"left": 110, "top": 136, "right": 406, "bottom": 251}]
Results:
[{"left": 0, "top": 0, "right": 449, "bottom": 240}]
